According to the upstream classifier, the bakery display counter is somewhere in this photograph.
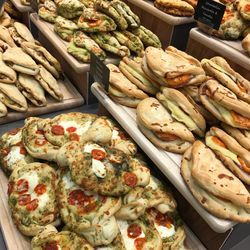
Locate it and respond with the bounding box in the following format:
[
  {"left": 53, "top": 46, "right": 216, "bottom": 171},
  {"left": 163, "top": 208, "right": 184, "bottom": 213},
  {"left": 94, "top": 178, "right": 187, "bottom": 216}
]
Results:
[
  {"left": 124, "top": 0, "right": 196, "bottom": 49},
  {"left": 91, "top": 81, "right": 236, "bottom": 234},
  {"left": 186, "top": 28, "right": 250, "bottom": 80}
]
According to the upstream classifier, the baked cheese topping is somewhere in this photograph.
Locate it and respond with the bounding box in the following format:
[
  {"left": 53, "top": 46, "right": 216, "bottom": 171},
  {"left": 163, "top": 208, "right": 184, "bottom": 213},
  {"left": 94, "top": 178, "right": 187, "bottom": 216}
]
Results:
[
  {"left": 6, "top": 147, "right": 25, "bottom": 166},
  {"left": 117, "top": 220, "right": 146, "bottom": 250},
  {"left": 58, "top": 120, "right": 92, "bottom": 136},
  {"left": 84, "top": 144, "right": 107, "bottom": 178},
  {"left": 154, "top": 222, "right": 175, "bottom": 238},
  {"left": 147, "top": 176, "right": 158, "bottom": 190},
  {"left": 111, "top": 130, "right": 121, "bottom": 140},
  {"left": 7, "top": 131, "right": 22, "bottom": 145}
]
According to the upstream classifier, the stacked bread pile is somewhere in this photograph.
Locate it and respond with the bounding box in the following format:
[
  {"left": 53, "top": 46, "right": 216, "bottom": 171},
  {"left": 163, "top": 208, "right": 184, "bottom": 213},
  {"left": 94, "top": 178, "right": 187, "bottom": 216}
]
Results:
[
  {"left": 0, "top": 112, "right": 187, "bottom": 249},
  {"left": 107, "top": 45, "right": 250, "bottom": 222},
  {"left": 0, "top": 19, "right": 64, "bottom": 117},
  {"left": 38, "top": 0, "right": 162, "bottom": 62}
]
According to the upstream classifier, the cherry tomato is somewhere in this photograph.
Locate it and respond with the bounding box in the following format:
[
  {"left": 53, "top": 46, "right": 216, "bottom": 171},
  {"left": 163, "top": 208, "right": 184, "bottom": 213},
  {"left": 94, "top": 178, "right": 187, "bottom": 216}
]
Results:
[
  {"left": 244, "top": 4, "right": 250, "bottom": 12},
  {"left": 51, "top": 125, "right": 65, "bottom": 135},
  {"left": 34, "top": 184, "right": 47, "bottom": 195},
  {"left": 91, "top": 149, "right": 106, "bottom": 160},
  {"left": 83, "top": 202, "right": 96, "bottom": 213},
  {"left": 69, "top": 133, "right": 80, "bottom": 141},
  {"left": 8, "top": 128, "right": 20, "bottom": 136},
  {"left": 36, "top": 129, "right": 44, "bottom": 135},
  {"left": 134, "top": 237, "right": 146, "bottom": 250},
  {"left": 7, "top": 182, "right": 14, "bottom": 196},
  {"left": 66, "top": 127, "right": 77, "bottom": 133},
  {"left": 26, "top": 199, "right": 39, "bottom": 211},
  {"left": 43, "top": 241, "right": 58, "bottom": 250},
  {"left": 35, "top": 138, "right": 47, "bottom": 146},
  {"left": 127, "top": 223, "right": 142, "bottom": 239},
  {"left": 16, "top": 179, "right": 29, "bottom": 194},
  {"left": 19, "top": 147, "right": 27, "bottom": 155},
  {"left": 18, "top": 194, "right": 31, "bottom": 205},
  {"left": 68, "top": 189, "right": 88, "bottom": 206},
  {"left": 100, "top": 196, "right": 107, "bottom": 203},
  {"left": 124, "top": 172, "right": 138, "bottom": 187}
]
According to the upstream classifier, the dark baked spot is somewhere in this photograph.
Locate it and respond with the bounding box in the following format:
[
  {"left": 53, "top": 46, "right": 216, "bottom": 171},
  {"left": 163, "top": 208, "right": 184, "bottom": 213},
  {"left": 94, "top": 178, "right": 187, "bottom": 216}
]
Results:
[{"left": 218, "top": 174, "right": 234, "bottom": 180}]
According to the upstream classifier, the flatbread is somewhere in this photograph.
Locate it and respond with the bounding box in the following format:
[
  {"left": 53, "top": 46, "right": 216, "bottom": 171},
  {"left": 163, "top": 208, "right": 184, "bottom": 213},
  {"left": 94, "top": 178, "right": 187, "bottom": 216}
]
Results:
[
  {"left": 181, "top": 141, "right": 250, "bottom": 222},
  {"left": 136, "top": 97, "right": 194, "bottom": 153}
]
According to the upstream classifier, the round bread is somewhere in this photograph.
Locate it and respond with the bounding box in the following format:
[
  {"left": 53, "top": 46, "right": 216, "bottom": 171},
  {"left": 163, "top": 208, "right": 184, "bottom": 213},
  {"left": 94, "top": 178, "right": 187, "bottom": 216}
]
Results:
[
  {"left": 0, "top": 127, "right": 34, "bottom": 176},
  {"left": 117, "top": 214, "right": 162, "bottom": 250},
  {"left": 116, "top": 176, "right": 177, "bottom": 220},
  {"left": 57, "top": 171, "right": 121, "bottom": 245},
  {"left": 43, "top": 112, "right": 97, "bottom": 147},
  {"left": 8, "top": 162, "right": 60, "bottom": 236},
  {"left": 57, "top": 141, "right": 150, "bottom": 196},
  {"left": 22, "top": 117, "right": 60, "bottom": 161}
]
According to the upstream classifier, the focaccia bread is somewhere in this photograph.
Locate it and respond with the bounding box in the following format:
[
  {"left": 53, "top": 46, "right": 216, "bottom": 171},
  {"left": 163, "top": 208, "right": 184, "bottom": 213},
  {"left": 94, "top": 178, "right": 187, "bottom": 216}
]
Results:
[
  {"left": 146, "top": 208, "right": 186, "bottom": 250},
  {"left": 38, "top": 0, "right": 58, "bottom": 23},
  {"left": 0, "top": 128, "right": 34, "bottom": 176},
  {"left": 116, "top": 215, "right": 162, "bottom": 250},
  {"left": 78, "top": 8, "right": 117, "bottom": 32},
  {"left": 57, "top": 171, "right": 121, "bottom": 246},
  {"left": 56, "top": 0, "right": 84, "bottom": 19},
  {"left": 8, "top": 162, "right": 60, "bottom": 236},
  {"left": 22, "top": 117, "right": 60, "bottom": 161},
  {"left": 115, "top": 176, "right": 177, "bottom": 220},
  {"left": 137, "top": 98, "right": 195, "bottom": 153},
  {"left": 31, "top": 225, "right": 94, "bottom": 250},
  {"left": 206, "top": 127, "right": 250, "bottom": 185},
  {"left": 95, "top": 0, "right": 128, "bottom": 30},
  {"left": 112, "top": 30, "right": 144, "bottom": 56},
  {"left": 181, "top": 140, "right": 250, "bottom": 222},
  {"left": 56, "top": 141, "right": 150, "bottom": 196},
  {"left": 43, "top": 112, "right": 97, "bottom": 147}
]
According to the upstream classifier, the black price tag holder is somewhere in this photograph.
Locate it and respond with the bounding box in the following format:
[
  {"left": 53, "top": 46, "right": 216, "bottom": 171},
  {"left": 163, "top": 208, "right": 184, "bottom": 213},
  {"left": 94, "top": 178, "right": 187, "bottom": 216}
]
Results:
[
  {"left": 194, "top": 0, "right": 226, "bottom": 30},
  {"left": 88, "top": 52, "right": 110, "bottom": 104},
  {"left": 30, "top": 14, "right": 39, "bottom": 39},
  {"left": 30, "top": 0, "right": 38, "bottom": 12}
]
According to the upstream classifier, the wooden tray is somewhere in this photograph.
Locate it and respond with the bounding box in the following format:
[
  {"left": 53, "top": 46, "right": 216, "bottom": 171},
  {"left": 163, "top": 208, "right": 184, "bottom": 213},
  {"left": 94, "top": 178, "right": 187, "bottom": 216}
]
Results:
[
  {"left": 10, "top": 0, "right": 32, "bottom": 12},
  {"left": 0, "top": 77, "right": 84, "bottom": 125}
]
